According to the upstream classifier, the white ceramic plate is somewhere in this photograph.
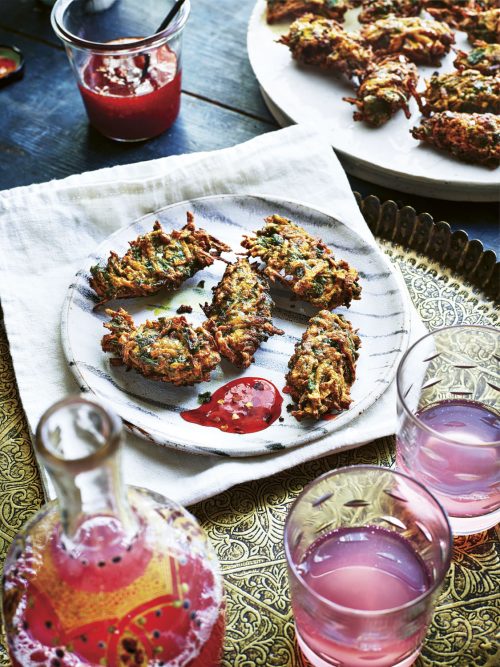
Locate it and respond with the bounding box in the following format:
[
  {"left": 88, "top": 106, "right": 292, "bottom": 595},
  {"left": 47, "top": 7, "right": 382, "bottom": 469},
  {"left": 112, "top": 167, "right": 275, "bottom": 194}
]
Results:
[
  {"left": 247, "top": 1, "right": 499, "bottom": 201},
  {"left": 62, "top": 194, "right": 410, "bottom": 457}
]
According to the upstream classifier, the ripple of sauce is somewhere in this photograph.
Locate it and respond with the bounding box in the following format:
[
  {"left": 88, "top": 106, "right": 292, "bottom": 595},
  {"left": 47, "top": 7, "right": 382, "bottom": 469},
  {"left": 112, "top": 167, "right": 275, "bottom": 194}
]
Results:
[{"left": 181, "top": 378, "right": 283, "bottom": 434}]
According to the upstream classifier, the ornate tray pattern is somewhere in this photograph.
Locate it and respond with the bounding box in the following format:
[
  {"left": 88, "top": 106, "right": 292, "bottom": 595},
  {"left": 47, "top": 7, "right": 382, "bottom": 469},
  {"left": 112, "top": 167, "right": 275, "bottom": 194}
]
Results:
[{"left": 0, "top": 198, "right": 498, "bottom": 666}]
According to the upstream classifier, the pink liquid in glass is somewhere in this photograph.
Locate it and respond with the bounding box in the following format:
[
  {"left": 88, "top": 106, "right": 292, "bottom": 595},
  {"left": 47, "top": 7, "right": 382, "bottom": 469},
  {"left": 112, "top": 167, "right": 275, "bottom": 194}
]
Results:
[
  {"left": 398, "top": 399, "right": 500, "bottom": 518},
  {"left": 293, "top": 526, "right": 431, "bottom": 667}
]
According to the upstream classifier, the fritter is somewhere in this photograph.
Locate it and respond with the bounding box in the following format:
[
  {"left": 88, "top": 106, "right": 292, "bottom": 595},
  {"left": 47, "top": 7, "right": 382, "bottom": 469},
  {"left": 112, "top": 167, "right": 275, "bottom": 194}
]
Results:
[
  {"left": 101, "top": 308, "right": 221, "bottom": 385},
  {"left": 360, "top": 16, "right": 455, "bottom": 65},
  {"left": 411, "top": 111, "right": 500, "bottom": 167},
  {"left": 344, "top": 55, "right": 418, "bottom": 127},
  {"left": 285, "top": 310, "right": 361, "bottom": 421},
  {"left": 417, "top": 69, "right": 500, "bottom": 115},
  {"left": 278, "top": 13, "right": 373, "bottom": 79},
  {"left": 454, "top": 41, "right": 500, "bottom": 75},
  {"left": 241, "top": 214, "right": 361, "bottom": 309},
  {"left": 89, "top": 213, "right": 231, "bottom": 305},
  {"left": 462, "top": 8, "right": 500, "bottom": 44},
  {"left": 266, "top": 0, "right": 350, "bottom": 24},
  {"left": 422, "top": 0, "right": 494, "bottom": 28},
  {"left": 202, "top": 258, "right": 284, "bottom": 369},
  {"left": 358, "top": 0, "right": 422, "bottom": 24}
]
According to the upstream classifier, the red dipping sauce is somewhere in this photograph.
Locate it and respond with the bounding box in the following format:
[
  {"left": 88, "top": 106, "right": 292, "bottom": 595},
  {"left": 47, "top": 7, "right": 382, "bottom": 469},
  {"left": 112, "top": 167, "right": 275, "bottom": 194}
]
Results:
[
  {"left": 79, "top": 42, "right": 181, "bottom": 141},
  {"left": 182, "top": 378, "right": 283, "bottom": 434}
]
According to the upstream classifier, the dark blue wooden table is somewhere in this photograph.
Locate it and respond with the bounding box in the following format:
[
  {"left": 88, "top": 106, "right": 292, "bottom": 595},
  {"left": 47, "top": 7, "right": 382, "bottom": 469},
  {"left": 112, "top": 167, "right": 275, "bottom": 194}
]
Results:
[{"left": 0, "top": 0, "right": 498, "bottom": 251}]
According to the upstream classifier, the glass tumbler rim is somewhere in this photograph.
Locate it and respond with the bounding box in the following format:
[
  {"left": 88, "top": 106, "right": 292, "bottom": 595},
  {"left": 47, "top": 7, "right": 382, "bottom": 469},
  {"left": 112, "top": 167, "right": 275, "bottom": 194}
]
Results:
[
  {"left": 396, "top": 324, "right": 500, "bottom": 448},
  {"left": 51, "top": 0, "right": 191, "bottom": 53},
  {"left": 284, "top": 464, "right": 453, "bottom": 618}
]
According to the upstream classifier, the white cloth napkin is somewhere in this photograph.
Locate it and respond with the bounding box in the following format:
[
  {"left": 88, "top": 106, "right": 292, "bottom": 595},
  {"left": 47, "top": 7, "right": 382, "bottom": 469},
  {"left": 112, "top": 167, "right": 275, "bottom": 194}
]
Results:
[{"left": 0, "top": 124, "right": 425, "bottom": 505}]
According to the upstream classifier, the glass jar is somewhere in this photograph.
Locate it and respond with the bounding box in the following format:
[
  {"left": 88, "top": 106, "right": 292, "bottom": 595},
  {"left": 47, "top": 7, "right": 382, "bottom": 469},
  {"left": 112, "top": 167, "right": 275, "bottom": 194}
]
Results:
[
  {"left": 2, "top": 396, "right": 224, "bottom": 666},
  {"left": 51, "top": 0, "right": 190, "bottom": 141}
]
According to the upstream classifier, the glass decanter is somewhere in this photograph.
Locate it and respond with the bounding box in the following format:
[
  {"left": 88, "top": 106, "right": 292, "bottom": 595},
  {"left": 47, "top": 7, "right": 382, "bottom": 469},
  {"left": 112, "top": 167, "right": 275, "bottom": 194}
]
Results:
[{"left": 2, "top": 396, "right": 225, "bottom": 667}]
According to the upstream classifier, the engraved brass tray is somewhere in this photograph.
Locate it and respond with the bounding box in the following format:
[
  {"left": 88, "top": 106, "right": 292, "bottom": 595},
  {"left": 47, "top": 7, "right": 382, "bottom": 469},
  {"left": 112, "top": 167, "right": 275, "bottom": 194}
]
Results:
[{"left": 0, "top": 196, "right": 498, "bottom": 666}]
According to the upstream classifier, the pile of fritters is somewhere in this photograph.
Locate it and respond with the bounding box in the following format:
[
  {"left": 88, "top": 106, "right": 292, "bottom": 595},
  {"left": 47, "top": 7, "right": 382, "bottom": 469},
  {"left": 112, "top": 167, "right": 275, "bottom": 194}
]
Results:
[
  {"left": 240, "top": 216, "right": 362, "bottom": 418},
  {"left": 272, "top": 0, "right": 500, "bottom": 167},
  {"left": 91, "top": 210, "right": 363, "bottom": 421}
]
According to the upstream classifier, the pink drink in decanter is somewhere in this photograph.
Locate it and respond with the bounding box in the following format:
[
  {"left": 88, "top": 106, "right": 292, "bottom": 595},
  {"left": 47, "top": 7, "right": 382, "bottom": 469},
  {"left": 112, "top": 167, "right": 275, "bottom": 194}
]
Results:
[{"left": 2, "top": 396, "right": 224, "bottom": 667}]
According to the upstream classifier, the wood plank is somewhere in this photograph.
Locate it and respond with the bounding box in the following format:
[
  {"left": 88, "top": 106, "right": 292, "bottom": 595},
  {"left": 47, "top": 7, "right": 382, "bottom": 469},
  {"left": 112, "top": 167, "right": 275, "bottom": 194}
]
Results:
[
  {"left": 183, "top": 0, "right": 273, "bottom": 120},
  {"left": 0, "top": 28, "right": 274, "bottom": 190},
  {"left": 0, "top": 0, "right": 275, "bottom": 121}
]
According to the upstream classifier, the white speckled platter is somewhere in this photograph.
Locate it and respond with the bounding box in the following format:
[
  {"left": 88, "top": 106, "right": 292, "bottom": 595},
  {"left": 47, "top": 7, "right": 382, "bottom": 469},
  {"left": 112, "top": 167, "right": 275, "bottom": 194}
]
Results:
[
  {"left": 247, "top": 1, "right": 500, "bottom": 201},
  {"left": 62, "top": 194, "right": 410, "bottom": 457}
]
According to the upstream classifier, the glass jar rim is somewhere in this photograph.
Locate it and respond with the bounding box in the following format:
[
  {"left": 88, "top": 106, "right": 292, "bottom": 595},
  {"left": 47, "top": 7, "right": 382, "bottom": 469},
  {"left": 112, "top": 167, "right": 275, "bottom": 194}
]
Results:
[
  {"left": 35, "top": 395, "right": 122, "bottom": 474},
  {"left": 51, "top": 0, "right": 191, "bottom": 53},
  {"left": 284, "top": 464, "right": 452, "bottom": 618},
  {"left": 397, "top": 324, "right": 500, "bottom": 448}
]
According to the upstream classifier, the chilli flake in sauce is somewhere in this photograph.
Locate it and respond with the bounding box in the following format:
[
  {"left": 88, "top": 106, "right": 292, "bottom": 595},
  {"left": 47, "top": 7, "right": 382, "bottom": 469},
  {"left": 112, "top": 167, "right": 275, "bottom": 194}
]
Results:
[{"left": 181, "top": 378, "right": 283, "bottom": 434}]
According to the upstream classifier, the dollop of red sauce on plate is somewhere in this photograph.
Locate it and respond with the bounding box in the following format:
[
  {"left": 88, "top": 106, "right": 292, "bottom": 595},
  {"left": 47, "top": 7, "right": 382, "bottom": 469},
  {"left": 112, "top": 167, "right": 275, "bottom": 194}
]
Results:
[{"left": 181, "top": 378, "right": 283, "bottom": 434}]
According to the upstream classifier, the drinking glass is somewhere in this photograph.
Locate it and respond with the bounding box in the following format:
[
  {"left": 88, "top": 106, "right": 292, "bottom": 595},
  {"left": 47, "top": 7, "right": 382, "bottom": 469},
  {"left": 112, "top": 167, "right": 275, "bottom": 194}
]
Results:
[
  {"left": 51, "top": 0, "right": 190, "bottom": 141},
  {"left": 396, "top": 325, "right": 500, "bottom": 535},
  {"left": 284, "top": 465, "right": 451, "bottom": 667}
]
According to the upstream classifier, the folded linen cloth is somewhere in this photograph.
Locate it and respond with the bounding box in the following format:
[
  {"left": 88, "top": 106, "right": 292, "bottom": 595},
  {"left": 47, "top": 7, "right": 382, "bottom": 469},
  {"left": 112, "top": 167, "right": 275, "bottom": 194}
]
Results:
[{"left": 0, "top": 124, "right": 425, "bottom": 505}]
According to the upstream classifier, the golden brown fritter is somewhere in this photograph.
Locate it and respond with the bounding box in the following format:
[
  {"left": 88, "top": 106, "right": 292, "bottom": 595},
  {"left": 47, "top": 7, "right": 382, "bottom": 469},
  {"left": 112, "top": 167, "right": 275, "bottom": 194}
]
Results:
[
  {"left": 422, "top": 0, "right": 487, "bottom": 28},
  {"left": 278, "top": 13, "right": 373, "bottom": 79},
  {"left": 358, "top": 0, "right": 422, "bottom": 24},
  {"left": 344, "top": 55, "right": 418, "bottom": 127},
  {"left": 89, "top": 213, "right": 231, "bottom": 305},
  {"left": 266, "top": 0, "right": 350, "bottom": 24},
  {"left": 462, "top": 8, "right": 500, "bottom": 43},
  {"left": 285, "top": 310, "right": 361, "bottom": 420},
  {"left": 101, "top": 308, "right": 220, "bottom": 385},
  {"left": 454, "top": 41, "right": 500, "bottom": 75},
  {"left": 202, "top": 259, "right": 284, "bottom": 369},
  {"left": 242, "top": 215, "right": 361, "bottom": 310},
  {"left": 411, "top": 111, "right": 500, "bottom": 167},
  {"left": 417, "top": 69, "right": 500, "bottom": 115},
  {"left": 360, "top": 16, "right": 455, "bottom": 65}
]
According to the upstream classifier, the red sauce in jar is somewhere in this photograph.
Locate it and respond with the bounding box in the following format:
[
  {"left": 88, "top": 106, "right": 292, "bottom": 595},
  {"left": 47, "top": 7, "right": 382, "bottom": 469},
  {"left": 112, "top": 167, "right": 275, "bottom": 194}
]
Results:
[
  {"left": 0, "top": 57, "right": 17, "bottom": 78},
  {"left": 78, "top": 41, "right": 181, "bottom": 141},
  {"left": 181, "top": 378, "right": 283, "bottom": 434}
]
